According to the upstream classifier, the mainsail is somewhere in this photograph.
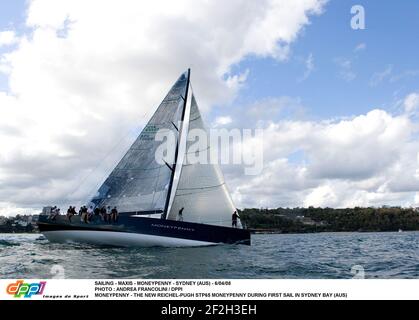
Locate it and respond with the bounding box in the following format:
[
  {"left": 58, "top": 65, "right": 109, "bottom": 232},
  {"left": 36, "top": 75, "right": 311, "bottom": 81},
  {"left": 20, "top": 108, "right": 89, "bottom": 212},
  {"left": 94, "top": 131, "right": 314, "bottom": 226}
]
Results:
[{"left": 90, "top": 72, "right": 188, "bottom": 213}]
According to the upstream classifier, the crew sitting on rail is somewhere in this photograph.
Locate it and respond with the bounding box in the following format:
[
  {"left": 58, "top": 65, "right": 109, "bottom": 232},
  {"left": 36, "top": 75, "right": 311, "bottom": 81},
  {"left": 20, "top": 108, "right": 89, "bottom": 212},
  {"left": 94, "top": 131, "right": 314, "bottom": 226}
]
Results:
[
  {"left": 48, "top": 206, "right": 60, "bottom": 221},
  {"left": 99, "top": 206, "right": 106, "bottom": 221},
  {"left": 80, "top": 205, "right": 89, "bottom": 223},
  {"left": 87, "top": 206, "right": 94, "bottom": 222},
  {"left": 111, "top": 206, "right": 119, "bottom": 223},
  {"left": 66, "top": 206, "right": 76, "bottom": 222}
]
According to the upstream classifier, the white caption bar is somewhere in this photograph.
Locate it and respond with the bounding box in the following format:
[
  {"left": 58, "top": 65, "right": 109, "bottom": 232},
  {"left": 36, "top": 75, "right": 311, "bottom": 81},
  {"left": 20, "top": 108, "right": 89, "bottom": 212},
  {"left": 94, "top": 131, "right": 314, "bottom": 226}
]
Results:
[{"left": 0, "top": 279, "right": 418, "bottom": 300}]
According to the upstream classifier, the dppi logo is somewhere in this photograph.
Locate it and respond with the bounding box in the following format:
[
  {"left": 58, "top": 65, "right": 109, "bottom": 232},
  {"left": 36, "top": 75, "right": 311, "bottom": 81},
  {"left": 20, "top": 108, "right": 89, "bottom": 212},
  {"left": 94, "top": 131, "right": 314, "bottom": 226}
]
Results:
[{"left": 6, "top": 280, "right": 46, "bottom": 298}]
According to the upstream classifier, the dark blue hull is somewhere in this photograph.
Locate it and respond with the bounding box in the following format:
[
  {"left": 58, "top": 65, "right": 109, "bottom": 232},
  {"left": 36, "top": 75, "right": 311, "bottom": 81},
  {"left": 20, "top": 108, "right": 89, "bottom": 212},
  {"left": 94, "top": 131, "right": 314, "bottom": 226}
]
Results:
[{"left": 37, "top": 214, "right": 251, "bottom": 247}]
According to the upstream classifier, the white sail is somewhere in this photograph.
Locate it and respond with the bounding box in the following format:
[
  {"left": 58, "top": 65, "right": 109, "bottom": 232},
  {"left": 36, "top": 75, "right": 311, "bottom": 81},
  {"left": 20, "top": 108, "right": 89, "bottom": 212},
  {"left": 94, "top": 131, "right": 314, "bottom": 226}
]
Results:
[{"left": 167, "top": 92, "right": 237, "bottom": 227}]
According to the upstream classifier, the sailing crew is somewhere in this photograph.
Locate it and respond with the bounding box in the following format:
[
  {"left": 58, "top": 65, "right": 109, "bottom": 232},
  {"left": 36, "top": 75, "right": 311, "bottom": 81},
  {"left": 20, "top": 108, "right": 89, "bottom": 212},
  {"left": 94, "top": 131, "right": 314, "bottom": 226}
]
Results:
[
  {"left": 232, "top": 211, "right": 239, "bottom": 228},
  {"left": 48, "top": 206, "right": 56, "bottom": 219},
  {"left": 80, "top": 206, "right": 88, "bottom": 223},
  {"left": 111, "top": 206, "right": 119, "bottom": 223},
  {"left": 49, "top": 206, "right": 60, "bottom": 220},
  {"left": 87, "top": 206, "right": 94, "bottom": 222},
  {"left": 94, "top": 207, "right": 100, "bottom": 221},
  {"left": 106, "top": 206, "right": 111, "bottom": 223},
  {"left": 55, "top": 208, "right": 61, "bottom": 219},
  {"left": 99, "top": 206, "right": 106, "bottom": 221},
  {"left": 80, "top": 206, "right": 85, "bottom": 222},
  {"left": 66, "top": 206, "right": 74, "bottom": 222},
  {"left": 178, "top": 207, "right": 184, "bottom": 221}
]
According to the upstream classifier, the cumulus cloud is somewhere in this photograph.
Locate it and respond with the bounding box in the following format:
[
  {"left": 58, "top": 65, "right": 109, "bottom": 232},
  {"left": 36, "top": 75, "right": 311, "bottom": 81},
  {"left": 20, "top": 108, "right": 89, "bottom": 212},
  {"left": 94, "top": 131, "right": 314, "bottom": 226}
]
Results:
[
  {"left": 0, "top": 30, "right": 18, "bottom": 46},
  {"left": 403, "top": 93, "right": 419, "bottom": 114},
  {"left": 213, "top": 116, "right": 233, "bottom": 127},
  {"left": 304, "top": 185, "right": 337, "bottom": 207},
  {"left": 230, "top": 101, "right": 419, "bottom": 209},
  {"left": 0, "top": 0, "right": 326, "bottom": 215}
]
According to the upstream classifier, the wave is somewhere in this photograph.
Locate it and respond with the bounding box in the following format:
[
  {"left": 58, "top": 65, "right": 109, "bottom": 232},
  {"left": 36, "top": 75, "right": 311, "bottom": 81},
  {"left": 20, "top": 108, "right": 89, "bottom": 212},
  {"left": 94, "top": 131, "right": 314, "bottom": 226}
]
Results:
[{"left": 0, "top": 239, "right": 20, "bottom": 247}]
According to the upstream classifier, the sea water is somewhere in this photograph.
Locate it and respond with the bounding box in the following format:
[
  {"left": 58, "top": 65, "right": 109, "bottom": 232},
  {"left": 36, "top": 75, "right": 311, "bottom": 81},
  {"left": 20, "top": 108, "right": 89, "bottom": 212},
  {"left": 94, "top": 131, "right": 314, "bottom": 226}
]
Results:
[{"left": 0, "top": 232, "right": 418, "bottom": 279}]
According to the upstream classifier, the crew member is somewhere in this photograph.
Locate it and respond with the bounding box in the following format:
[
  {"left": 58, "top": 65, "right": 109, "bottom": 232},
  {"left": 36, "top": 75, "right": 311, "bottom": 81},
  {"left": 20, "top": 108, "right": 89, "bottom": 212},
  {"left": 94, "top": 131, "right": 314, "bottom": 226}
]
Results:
[
  {"left": 232, "top": 211, "right": 239, "bottom": 228},
  {"left": 178, "top": 207, "right": 184, "bottom": 221}
]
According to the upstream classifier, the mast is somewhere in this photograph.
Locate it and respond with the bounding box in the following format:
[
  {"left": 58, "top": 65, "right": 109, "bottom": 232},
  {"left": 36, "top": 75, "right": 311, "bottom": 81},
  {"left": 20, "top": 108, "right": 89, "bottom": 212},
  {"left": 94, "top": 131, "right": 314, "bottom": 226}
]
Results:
[{"left": 162, "top": 68, "right": 191, "bottom": 219}]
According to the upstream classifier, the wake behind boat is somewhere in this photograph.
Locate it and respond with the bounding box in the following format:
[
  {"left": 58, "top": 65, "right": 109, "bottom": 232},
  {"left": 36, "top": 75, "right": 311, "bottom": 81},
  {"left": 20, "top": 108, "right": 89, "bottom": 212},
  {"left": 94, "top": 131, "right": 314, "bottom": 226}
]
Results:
[{"left": 37, "top": 69, "right": 251, "bottom": 247}]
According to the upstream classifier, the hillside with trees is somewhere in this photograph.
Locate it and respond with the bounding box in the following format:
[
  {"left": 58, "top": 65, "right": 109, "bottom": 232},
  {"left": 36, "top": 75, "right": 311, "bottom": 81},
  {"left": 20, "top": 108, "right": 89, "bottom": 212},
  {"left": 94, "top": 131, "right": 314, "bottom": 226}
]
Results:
[{"left": 239, "top": 207, "right": 419, "bottom": 233}]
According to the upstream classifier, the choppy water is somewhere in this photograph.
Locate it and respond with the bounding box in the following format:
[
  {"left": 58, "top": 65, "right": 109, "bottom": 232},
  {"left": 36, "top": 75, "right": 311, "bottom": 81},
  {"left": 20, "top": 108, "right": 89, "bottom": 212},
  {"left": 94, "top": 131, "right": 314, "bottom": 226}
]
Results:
[{"left": 0, "top": 232, "right": 418, "bottom": 279}]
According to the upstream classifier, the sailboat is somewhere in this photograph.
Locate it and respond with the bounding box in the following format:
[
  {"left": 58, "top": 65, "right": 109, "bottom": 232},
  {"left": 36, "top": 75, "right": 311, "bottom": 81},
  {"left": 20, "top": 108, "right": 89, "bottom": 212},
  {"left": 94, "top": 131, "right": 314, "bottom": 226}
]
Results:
[{"left": 37, "top": 69, "right": 251, "bottom": 247}]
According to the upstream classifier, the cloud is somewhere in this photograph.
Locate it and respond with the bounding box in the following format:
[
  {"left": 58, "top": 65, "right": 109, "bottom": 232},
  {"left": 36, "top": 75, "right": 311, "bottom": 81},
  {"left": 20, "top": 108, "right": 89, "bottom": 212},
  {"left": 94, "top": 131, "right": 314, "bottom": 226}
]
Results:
[
  {"left": 390, "top": 69, "right": 419, "bottom": 83},
  {"left": 213, "top": 116, "right": 233, "bottom": 127},
  {"left": 245, "top": 96, "right": 306, "bottom": 123},
  {"left": 210, "top": 96, "right": 308, "bottom": 134},
  {"left": 304, "top": 185, "right": 337, "bottom": 207},
  {"left": 0, "top": 0, "right": 326, "bottom": 215},
  {"left": 369, "top": 66, "right": 419, "bottom": 86},
  {"left": 229, "top": 97, "right": 419, "bottom": 209},
  {"left": 0, "top": 30, "right": 18, "bottom": 47},
  {"left": 231, "top": 158, "right": 315, "bottom": 208},
  {"left": 403, "top": 93, "right": 419, "bottom": 114},
  {"left": 354, "top": 42, "right": 366, "bottom": 52},
  {"left": 369, "top": 64, "right": 393, "bottom": 87},
  {"left": 334, "top": 58, "right": 356, "bottom": 82},
  {"left": 334, "top": 44, "right": 366, "bottom": 83},
  {"left": 298, "top": 52, "right": 314, "bottom": 82}
]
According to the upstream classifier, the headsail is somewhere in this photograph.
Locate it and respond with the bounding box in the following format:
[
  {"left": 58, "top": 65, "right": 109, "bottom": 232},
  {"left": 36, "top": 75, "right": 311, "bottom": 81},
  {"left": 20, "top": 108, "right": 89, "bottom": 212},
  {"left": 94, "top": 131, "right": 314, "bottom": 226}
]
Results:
[
  {"left": 90, "top": 72, "right": 188, "bottom": 213},
  {"left": 167, "top": 91, "right": 237, "bottom": 227}
]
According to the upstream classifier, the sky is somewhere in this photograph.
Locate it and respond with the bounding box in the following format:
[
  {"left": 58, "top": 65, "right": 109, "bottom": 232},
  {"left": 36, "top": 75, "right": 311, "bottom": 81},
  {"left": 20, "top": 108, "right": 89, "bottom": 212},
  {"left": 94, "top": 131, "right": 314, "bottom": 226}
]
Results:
[{"left": 1, "top": 0, "right": 419, "bottom": 215}]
